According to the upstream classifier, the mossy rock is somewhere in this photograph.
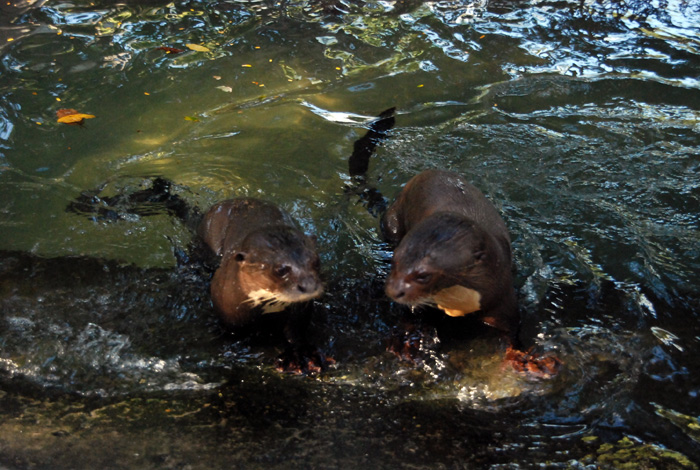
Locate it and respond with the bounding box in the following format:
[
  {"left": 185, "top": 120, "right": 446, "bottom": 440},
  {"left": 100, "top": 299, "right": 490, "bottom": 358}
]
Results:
[{"left": 581, "top": 436, "right": 697, "bottom": 470}]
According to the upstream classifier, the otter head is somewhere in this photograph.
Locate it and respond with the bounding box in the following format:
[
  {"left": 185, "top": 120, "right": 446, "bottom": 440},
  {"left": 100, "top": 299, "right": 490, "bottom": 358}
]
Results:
[
  {"left": 234, "top": 225, "right": 323, "bottom": 311},
  {"left": 385, "top": 212, "right": 491, "bottom": 315}
]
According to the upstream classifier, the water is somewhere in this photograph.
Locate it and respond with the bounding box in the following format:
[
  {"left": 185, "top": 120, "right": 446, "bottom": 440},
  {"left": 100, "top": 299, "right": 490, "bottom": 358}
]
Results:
[{"left": 1, "top": 0, "right": 699, "bottom": 468}]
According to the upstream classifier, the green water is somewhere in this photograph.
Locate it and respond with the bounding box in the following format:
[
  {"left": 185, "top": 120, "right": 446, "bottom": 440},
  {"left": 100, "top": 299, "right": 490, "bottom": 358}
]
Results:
[{"left": 1, "top": 0, "right": 699, "bottom": 468}]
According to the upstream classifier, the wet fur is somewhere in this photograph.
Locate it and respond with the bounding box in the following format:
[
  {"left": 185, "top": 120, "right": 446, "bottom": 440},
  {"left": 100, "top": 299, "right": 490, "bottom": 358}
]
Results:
[
  {"left": 198, "top": 198, "right": 322, "bottom": 327},
  {"left": 381, "top": 169, "right": 518, "bottom": 339}
]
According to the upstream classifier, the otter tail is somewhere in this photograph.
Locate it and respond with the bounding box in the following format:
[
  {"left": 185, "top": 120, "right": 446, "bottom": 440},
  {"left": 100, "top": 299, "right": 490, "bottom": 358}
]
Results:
[{"left": 345, "top": 107, "right": 396, "bottom": 217}]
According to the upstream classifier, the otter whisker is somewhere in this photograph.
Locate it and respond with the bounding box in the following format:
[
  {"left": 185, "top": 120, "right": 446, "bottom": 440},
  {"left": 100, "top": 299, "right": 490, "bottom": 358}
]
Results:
[
  {"left": 406, "top": 297, "right": 434, "bottom": 310},
  {"left": 244, "top": 289, "right": 281, "bottom": 306}
]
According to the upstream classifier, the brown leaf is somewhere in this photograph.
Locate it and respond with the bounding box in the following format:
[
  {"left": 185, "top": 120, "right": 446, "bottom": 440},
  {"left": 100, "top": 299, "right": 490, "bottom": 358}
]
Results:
[
  {"left": 155, "top": 46, "right": 185, "bottom": 54},
  {"left": 56, "top": 108, "right": 79, "bottom": 119}
]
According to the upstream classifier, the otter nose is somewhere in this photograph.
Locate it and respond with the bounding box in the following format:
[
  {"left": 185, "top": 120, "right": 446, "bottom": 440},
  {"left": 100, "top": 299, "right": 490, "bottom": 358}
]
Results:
[
  {"left": 296, "top": 275, "right": 322, "bottom": 296},
  {"left": 385, "top": 279, "right": 407, "bottom": 301},
  {"left": 391, "top": 290, "right": 406, "bottom": 300}
]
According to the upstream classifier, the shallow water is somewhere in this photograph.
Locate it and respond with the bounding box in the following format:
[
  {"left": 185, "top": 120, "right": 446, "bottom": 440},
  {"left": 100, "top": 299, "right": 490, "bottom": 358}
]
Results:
[{"left": 1, "top": 0, "right": 699, "bottom": 468}]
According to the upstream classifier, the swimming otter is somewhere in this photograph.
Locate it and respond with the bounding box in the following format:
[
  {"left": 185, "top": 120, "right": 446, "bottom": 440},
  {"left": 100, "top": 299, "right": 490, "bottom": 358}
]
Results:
[
  {"left": 66, "top": 177, "right": 192, "bottom": 222},
  {"left": 381, "top": 169, "right": 519, "bottom": 340},
  {"left": 197, "top": 198, "right": 323, "bottom": 327}
]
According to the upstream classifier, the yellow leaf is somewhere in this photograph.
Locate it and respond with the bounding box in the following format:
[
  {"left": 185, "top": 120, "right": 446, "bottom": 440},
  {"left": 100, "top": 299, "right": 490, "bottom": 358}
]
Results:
[
  {"left": 186, "top": 43, "right": 211, "bottom": 52},
  {"left": 57, "top": 113, "right": 95, "bottom": 123}
]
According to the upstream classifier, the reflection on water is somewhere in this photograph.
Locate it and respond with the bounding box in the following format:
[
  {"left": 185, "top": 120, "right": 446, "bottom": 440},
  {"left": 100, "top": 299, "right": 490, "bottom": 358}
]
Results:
[{"left": 0, "top": 0, "right": 699, "bottom": 468}]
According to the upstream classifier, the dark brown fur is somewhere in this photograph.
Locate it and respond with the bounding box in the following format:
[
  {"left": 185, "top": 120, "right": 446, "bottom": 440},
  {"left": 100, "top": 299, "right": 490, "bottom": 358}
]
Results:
[
  {"left": 198, "top": 198, "right": 322, "bottom": 327},
  {"left": 381, "top": 169, "right": 518, "bottom": 338}
]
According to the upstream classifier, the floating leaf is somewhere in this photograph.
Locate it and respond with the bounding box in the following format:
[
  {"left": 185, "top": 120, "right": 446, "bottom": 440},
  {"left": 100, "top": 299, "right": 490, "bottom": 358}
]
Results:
[
  {"left": 186, "top": 43, "right": 211, "bottom": 52},
  {"left": 156, "top": 46, "right": 185, "bottom": 54},
  {"left": 216, "top": 86, "right": 233, "bottom": 93},
  {"left": 58, "top": 113, "right": 95, "bottom": 123},
  {"left": 56, "top": 109, "right": 78, "bottom": 119},
  {"left": 184, "top": 116, "right": 200, "bottom": 122},
  {"left": 56, "top": 109, "right": 95, "bottom": 125},
  {"left": 280, "top": 63, "right": 301, "bottom": 81}
]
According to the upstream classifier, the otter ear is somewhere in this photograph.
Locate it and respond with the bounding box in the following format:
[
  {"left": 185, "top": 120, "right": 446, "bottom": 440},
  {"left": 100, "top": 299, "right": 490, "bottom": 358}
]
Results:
[
  {"left": 234, "top": 252, "right": 246, "bottom": 262},
  {"left": 473, "top": 250, "right": 486, "bottom": 262}
]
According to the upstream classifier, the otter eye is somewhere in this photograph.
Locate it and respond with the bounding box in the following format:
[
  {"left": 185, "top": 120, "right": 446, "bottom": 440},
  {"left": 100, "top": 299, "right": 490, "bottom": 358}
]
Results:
[
  {"left": 413, "top": 271, "right": 432, "bottom": 285},
  {"left": 274, "top": 265, "right": 291, "bottom": 278}
]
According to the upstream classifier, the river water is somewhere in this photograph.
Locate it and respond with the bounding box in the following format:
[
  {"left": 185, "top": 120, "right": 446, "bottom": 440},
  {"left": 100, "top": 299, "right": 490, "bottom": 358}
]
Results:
[{"left": 1, "top": 0, "right": 699, "bottom": 468}]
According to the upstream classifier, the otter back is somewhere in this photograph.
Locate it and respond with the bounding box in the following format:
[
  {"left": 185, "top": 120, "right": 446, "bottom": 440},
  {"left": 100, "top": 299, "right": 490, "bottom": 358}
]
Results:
[{"left": 198, "top": 199, "right": 295, "bottom": 257}]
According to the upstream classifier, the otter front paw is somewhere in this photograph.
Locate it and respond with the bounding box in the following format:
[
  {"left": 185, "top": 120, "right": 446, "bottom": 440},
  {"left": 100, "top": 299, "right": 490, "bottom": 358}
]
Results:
[
  {"left": 386, "top": 324, "right": 439, "bottom": 363},
  {"left": 505, "top": 347, "right": 562, "bottom": 379},
  {"left": 275, "top": 345, "right": 335, "bottom": 375}
]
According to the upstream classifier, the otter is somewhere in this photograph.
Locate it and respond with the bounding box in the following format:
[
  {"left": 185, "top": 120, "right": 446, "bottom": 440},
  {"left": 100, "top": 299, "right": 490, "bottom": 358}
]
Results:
[
  {"left": 381, "top": 169, "right": 519, "bottom": 340},
  {"left": 68, "top": 183, "right": 328, "bottom": 372},
  {"left": 197, "top": 198, "right": 323, "bottom": 327},
  {"left": 349, "top": 119, "right": 558, "bottom": 375}
]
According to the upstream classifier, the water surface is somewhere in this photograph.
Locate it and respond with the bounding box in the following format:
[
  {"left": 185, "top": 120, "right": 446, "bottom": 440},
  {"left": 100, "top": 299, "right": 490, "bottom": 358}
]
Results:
[{"left": 1, "top": 0, "right": 699, "bottom": 468}]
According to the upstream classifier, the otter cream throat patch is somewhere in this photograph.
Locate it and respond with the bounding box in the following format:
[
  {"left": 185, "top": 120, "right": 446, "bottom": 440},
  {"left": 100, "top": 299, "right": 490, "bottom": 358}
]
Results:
[
  {"left": 246, "top": 288, "right": 290, "bottom": 314},
  {"left": 432, "top": 285, "right": 482, "bottom": 317}
]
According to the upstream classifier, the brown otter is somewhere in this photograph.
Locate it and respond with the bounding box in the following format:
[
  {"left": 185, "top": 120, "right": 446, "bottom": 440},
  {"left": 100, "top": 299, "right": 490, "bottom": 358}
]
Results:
[
  {"left": 381, "top": 169, "right": 519, "bottom": 340},
  {"left": 197, "top": 198, "right": 323, "bottom": 327},
  {"left": 68, "top": 183, "right": 329, "bottom": 373}
]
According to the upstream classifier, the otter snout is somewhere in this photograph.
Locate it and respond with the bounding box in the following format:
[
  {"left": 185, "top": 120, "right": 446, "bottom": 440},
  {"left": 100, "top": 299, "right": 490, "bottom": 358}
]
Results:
[
  {"left": 385, "top": 274, "right": 423, "bottom": 304},
  {"left": 288, "top": 271, "right": 323, "bottom": 302},
  {"left": 297, "top": 276, "right": 322, "bottom": 296}
]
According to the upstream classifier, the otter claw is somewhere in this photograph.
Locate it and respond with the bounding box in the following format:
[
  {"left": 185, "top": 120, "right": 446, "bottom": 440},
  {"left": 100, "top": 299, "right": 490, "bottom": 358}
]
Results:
[
  {"left": 505, "top": 346, "right": 562, "bottom": 379},
  {"left": 386, "top": 325, "right": 438, "bottom": 363},
  {"left": 275, "top": 346, "right": 335, "bottom": 375}
]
